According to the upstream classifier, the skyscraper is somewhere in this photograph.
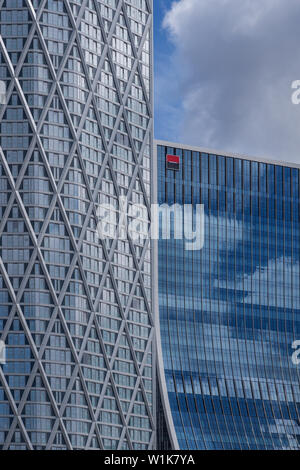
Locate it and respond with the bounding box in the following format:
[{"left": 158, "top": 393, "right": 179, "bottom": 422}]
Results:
[
  {"left": 156, "top": 140, "right": 300, "bottom": 450},
  {"left": 0, "top": 0, "right": 154, "bottom": 450}
]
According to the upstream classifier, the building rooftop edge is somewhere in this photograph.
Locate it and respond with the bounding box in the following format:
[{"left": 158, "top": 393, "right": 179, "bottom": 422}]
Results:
[{"left": 155, "top": 139, "right": 300, "bottom": 170}]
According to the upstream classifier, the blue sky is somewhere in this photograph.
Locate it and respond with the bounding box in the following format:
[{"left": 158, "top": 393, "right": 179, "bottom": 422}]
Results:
[
  {"left": 153, "top": 0, "right": 300, "bottom": 163},
  {"left": 154, "top": 0, "right": 181, "bottom": 142}
]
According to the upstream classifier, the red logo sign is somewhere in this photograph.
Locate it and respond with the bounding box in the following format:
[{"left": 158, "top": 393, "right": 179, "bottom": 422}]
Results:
[{"left": 166, "top": 155, "right": 180, "bottom": 171}]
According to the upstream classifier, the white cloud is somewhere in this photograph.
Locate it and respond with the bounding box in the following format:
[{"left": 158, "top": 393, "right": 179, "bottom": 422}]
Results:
[
  {"left": 162, "top": 0, "right": 300, "bottom": 163},
  {"left": 219, "top": 256, "right": 300, "bottom": 309}
]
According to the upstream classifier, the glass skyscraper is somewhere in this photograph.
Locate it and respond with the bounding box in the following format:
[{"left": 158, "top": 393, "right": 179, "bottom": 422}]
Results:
[
  {"left": 156, "top": 140, "right": 300, "bottom": 450},
  {"left": 0, "top": 0, "right": 154, "bottom": 450}
]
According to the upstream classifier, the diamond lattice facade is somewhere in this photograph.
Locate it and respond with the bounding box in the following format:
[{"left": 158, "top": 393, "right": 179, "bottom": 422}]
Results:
[{"left": 0, "top": 0, "right": 154, "bottom": 450}]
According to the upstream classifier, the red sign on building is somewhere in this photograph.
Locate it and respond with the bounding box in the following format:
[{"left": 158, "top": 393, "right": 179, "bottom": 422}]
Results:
[{"left": 166, "top": 154, "right": 180, "bottom": 171}]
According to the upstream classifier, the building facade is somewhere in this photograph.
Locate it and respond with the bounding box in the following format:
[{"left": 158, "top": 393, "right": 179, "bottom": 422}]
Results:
[
  {"left": 0, "top": 0, "right": 154, "bottom": 450},
  {"left": 156, "top": 140, "right": 300, "bottom": 450}
]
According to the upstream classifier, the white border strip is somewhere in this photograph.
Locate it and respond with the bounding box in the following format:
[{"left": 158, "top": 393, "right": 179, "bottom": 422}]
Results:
[{"left": 155, "top": 139, "right": 300, "bottom": 170}]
